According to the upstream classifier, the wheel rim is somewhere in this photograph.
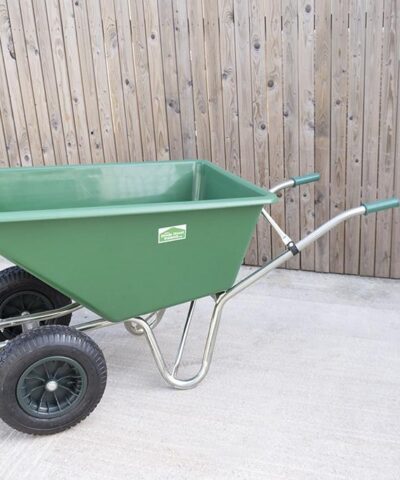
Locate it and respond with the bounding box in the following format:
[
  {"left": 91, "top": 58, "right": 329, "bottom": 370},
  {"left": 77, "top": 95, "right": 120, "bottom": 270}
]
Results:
[
  {"left": 16, "top": 356, "right": 87, "bottom": 419},
  {"left": 0, "top": 291, "right": 53, "bottom": 339}
]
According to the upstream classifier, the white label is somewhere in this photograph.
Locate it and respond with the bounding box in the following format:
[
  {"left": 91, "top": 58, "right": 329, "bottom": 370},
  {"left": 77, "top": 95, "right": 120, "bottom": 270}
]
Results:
[{"left": 158, "top": 224, "right": 187, "bottom": 244}]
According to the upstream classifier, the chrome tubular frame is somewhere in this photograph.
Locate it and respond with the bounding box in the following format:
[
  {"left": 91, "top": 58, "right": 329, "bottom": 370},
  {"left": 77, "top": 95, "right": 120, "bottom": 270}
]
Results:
[
  {"left": 269, "top": 179, "right": 295, "bottom": 194},
  {"left": 0, "top": 176, "right": 369, "bottom": 390},
  {"left": 0, "top": 303, "right": 85, "bottom": 349},
  {"left": 121, "top": 205, "right": 367, "bottom": 390},
  {"left": 0, "top": 302, "right": 82, "bottom": 331},
  {"left": 124, "top": 308, "right": 166, "bottom": 336},
  {"left": 261, "top": 208, "right": 293, "bottom": 247}
]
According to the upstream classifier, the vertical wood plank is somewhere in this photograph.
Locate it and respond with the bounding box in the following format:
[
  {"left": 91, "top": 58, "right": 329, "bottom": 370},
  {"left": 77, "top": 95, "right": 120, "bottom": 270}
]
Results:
[
  {"left": 172, "top": 0, "right": 196, "bottom": 158},
  {"left": 87, "top": 0, "right": 117, "bottom": 163},
  {"left": 234, "top": 0, "right": 257, "bottom": 265},
  {"left": 218, "top": 0, "right": 240, "bottom": 175},
  {"left": 0, "top": 48, "right": 9, "bottom": 167},
  {"left": 129, "top": 0, "right": 156, "bottom": 160},
  {"left": 0, "top": 107, "right": 8, "bottom": 167},
  {"left": 314, "top": 0, "right": 331, "bottom": 272},
  {"left": 0, "top": 12, "right": 20, "bottom": 167},
  {"left": 187, "top": 0, "right": 211, "bottom": 159},
  {"left": 330, "top": 0, "right": 349, "bottom": 273},
  {"left": 298, "top": 0, "right": 315, "bottom": 271},
  {"left": 203, "top": 0, "right": 225, "bottom": 168},
  {"left": 282, "top": 0, "right": 300, "bottom": 269},
  {"left": 142, "top": 0, "right": 169, "bottom": 160},
  {"left": 31, "top": 0, "right": 67, "bottom": 165},
  {"left": 20, "top": 0, "right": 57, "bottom": 166},
  {"left": 0, "top": 0, "right": 32, "bottom": 166},
  {"left": 59, "top": 0, "right": 92, "bottom": 164},
  {"left": 250, "top": 0, "right": 271, "bottom": 263},
  {"left": 391, "top": 51, "right": 400, "bottom": 278},
  {"left": 375, "top": 0, "right": 398, "bottom": 277},
  {"left": 345, "top": 0, "right": 366, "bottom": 274},
  {"left": 114, "top": 0, "right": 143, "bottom": 162},
  {"left": 265, "top": 0, "right": 285, "bottom": 259},
  {"left": 73, "top": 0, "right": 105, "bottom": 164},
  {"left": 100, "top": 0, "right": 130, "bottom": 163},
  {"left": 45, "top": 0, "right": 80, "bottom": 164},
  {"left": 158, "top": 0, "right": 183, "bottom": 159},
  {"left": 360, "top": 0, "right": 384, "bottom": 276},
  {"left": 9, "top": 0, "right": 48, "bottom": 166}
]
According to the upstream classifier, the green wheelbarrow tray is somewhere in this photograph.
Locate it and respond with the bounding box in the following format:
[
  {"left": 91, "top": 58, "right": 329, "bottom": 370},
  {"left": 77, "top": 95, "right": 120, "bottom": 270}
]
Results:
[{"left": 0, "top": 160, "right": 277, "bottom": 322}]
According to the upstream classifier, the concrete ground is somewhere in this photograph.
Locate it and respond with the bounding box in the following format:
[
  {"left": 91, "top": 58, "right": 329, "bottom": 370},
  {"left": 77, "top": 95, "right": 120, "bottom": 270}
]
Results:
[{"left": 0, "top": 256, "right": 399, "bottom": 480}]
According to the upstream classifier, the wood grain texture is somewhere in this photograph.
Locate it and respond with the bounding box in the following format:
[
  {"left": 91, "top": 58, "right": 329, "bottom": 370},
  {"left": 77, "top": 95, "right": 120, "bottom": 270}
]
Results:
[
  {"left": 87, "top": 0, "right": 117, "bottom": 163},
  {"left": 100, "top": 0, "right": 130, "bottom": 163},
  {"left": 0, "top": 37, "right": 9, "bottom": 168},
  {"left": 172, "top": 0, "right": 196, "bottom": 158},
  {"left": 203, "top": 0, "right": 225, "bottom": 168},
  {"left": 0, "top": 4, "right": 20, "bottom": 167},
  {"left": 250, "top": 0, "right": 271, "bottom": 264},
  {"left": 114, "top": 0, "right": 142, "bottom": 162},
  {"left": 187, "top": 0, "right": 211, "bottom": 159},
  {"left": 265, "top": 0, "right": 285, "bottom": 260},
  {"left": 314, "top": 0, "right": 331, "bottom": 272},
  {"left": 46, "top": 0, "right": 80, "bottom": 164},
  {"left": 8, "top": 0, "right": 47, "bottom": 166},
  {"left": 375, "top": 0, "right": 398, "bottom": 277},
  {"left": 282, "top": 0, "right": 300, "bottom": 269},
  {"left": 345, "top": 0, "right": 366, "bottom": 275},
  {"left": 360, "top": 0, "right": 384, "bottom": 276},
  {"left": 0, "top": 0, "right": 32, "bottom": 166},
  {"left": 0, "top": 0, "right": 398, "bottom": 278},
  {"left": 158, "top": 0, "right": 183, "bottom": 159},
  {"left": 0, "top": 104, "right": 8, "bottom": 167},
  {"left": 143, "top": 0, "right": 169, "bottom": 160},
  {"left": 391, "top": 49, "right": 400, "bottom": 279},
  {"left": 129, "top": 0, "right": 155, "bottom": 161},
  {"left": 59, "top": 0, "right": 92, "bottom": 165},
  {"left": 298, "top": 0, "right": 315, "bottom": 271},
  {"left": 330, "top": 0, "right": 349, "bottom": 273},
  {"left": 73, "top": 0, "right": 105, "bottom": 164},
  {"left": 32, "top": 0, "right": 67, "bottom": 165},
  {"left": 234, "top": 0, "right": 257, "bottom": 265},
  {"left": 20, "top": 0, "right": 58, "bottom": 166},
  {"left": 390, "top": 0, "right": 400, "bottom": 279},
  {"left": 218, "top": 0, "right": 240, "bottom": 175}
]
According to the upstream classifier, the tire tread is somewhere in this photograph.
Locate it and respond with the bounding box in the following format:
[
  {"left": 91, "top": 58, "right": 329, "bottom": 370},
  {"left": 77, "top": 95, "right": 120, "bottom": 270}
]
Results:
[{"left": 0, "top": 325, "right": 107, "bottom": 435}]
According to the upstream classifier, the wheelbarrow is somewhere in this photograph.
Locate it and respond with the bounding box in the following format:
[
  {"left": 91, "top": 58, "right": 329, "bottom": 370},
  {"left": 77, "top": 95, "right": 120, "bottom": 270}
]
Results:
[{"left": 0, "top": 160, "right": 397, "bottom": 435}]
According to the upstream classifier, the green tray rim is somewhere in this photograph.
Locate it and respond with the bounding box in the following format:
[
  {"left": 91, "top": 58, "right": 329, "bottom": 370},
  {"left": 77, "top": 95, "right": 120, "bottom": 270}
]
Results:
[{"left": 0, "top": 160, "right": 278, "bottom": 223}]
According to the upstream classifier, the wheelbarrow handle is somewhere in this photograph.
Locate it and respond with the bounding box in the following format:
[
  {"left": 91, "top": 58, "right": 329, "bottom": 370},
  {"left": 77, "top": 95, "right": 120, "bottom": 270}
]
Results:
[
  {"left": 270, "top": 172, "right": 320, "bottom": 194},
  {"left": 362, "top": 197, "right": 399, "bottom": 215},
  {"left": 291, "top": 172, "right": 320, "bottom": 186}
]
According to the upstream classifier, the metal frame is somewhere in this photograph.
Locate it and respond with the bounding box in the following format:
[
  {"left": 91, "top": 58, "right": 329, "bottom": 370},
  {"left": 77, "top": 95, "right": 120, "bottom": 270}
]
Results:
[
  {"left": 0, "top": 178, "right": 368, "bottom": 390},
  {"left": 124, "top": 309, "right": 166, "bottom": 336}
]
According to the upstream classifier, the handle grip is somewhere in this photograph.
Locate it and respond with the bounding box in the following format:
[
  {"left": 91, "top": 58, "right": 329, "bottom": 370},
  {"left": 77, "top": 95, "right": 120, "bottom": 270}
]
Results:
[
  {"left": 291, "top": 172, "right": 320, "bottom": 186},
  {"left": 362, "top": 197, "right": 400, "bottom": 215}
]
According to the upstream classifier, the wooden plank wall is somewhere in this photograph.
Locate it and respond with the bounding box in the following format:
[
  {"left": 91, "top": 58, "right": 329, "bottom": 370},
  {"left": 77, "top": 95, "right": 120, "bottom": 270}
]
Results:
[{"left": 0, "top": 0, "right": 399, "bottom": 278}]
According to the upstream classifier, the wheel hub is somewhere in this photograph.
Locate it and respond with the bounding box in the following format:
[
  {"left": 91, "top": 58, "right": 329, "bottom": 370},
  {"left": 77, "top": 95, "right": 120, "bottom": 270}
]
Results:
[
  {"left": 16, "top": 355, "right": 87, "bottom": 418},
  {"left": 45, "top": 380, "right": 59, "bottom": 392}
]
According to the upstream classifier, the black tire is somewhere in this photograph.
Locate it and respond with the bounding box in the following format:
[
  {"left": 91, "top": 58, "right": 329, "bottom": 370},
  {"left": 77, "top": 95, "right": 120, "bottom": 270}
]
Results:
[
  {"left": 0, "top": 266, "right": 72, "bottom": 341},
  {"left": 0, "top": 325, "right": 107, "bottom": 435}
]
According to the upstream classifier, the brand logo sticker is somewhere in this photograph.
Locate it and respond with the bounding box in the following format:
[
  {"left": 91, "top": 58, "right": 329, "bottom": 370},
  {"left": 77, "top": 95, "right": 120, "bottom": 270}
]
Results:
[{"left": 158, "top": 224, "right": 187, "bottom": 244}]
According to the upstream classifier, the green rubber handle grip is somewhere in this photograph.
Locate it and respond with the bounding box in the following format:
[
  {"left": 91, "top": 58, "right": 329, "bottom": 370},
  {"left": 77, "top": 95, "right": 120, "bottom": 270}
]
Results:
[
  {"left": 362, "top": 197, "right": 400, "bottom": 215},
  {"left": 291, "top": 172, "right": 320, "bottom": 186}
]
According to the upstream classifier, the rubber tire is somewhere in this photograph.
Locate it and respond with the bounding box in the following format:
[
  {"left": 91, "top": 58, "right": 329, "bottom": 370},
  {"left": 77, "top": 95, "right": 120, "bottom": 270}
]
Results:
[
  {"left": 0, "top": 325, "right": 107, "bottom": 435},
  {"left": 0, "top": 266, "right": 72, "bottom": 341}
]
